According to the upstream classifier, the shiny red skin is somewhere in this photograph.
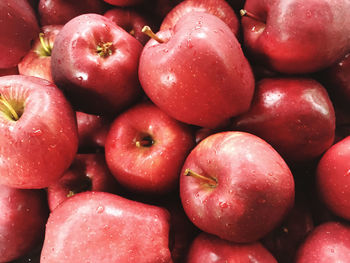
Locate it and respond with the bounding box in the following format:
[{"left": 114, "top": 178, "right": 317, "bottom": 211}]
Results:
[
  {"left": 295, "top": 221, "right": 350, "bottom": 262},
  {"left": 232, "top": 78, "right": 336, "bottom": 163},
  {"left": 76, "top": 111, "right": 111, "bottom": 150},
  {"left": 47, "top": 153, "right": 120, "bottom": 211},
  {"left": 103, "top": 0, "right": 143, "bottom": 6},
  {"left": 316, "top": 136, "right": 350, "bottom": 220},
  {"left": 105, "top": 102, "right": 195, "bottom": 194},
  {"left": 187, "top": 233, "right": 277, "bottom": 263},
  {"left": 139, "top": 12, "right": 254, "bottom": 128},
  {"left": 51, "top": 14, "right": 143, "bottom": 115},
  {"left": 0, "top": 75, "right": 78, "bottom": 189},
  {"left": 180, "top": 131, "right": 295, "bottom": 243},
  {"left": 0, "top": 0, "right": 39, "bottom": 69},
  {"left": 160, "top": 0, "right": 240, "bottom": 38},
  {"left": 0, "top": 185, "right": 48, "bottom": 262},
  {"left": 38, "top": 0, "right": 106, "bottom": 26},
  {"left": 40, "top": 191, "right": 172, "bottom": 263},
  {"left": 104, "top": 8, "right": 151, "bottom": 45},
  {"left": 18, "top": 25, "right": 63, "bottom": 83},
  {"left": 242, "top": 0, "right": 350, "bottom": 74}
]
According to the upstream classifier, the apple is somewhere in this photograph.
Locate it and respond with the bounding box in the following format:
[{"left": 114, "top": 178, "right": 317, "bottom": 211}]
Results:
[
  {"left": 102, "top": 0, "right": 144, "bottom": 7},
  {"left": 180, "top": 131, "right": 295, "bottom": 243},
  {"left": 0, "top": 75, "right": 78, "bottom": 189},
  {"left": 0, "top": 185, "right": 48, "bottom": 262},
  {"left": 187, "top": 232, "right": 277, "bottom": 263},
  {"left": 139, "top": 12, "right": 254, "bottom": 128},
  {"left": 0, "top": 0, "right": 39, "bottom": 69},
  {"left": 40, "top": 191, "right": 172, "bottom": 262},
  {"left": 160, "top": 0, "right": 240, "bottom": 38},
  {"left": 38, "top": 0, "right": 106, "bottom": 26},
  {"left": 241, "top": 0, "right": 350, "bottom": 74},
  {"left": 105, "top": 102, "right": 195, "bottom": 194},
  {"left": 18, "top": 25, "right": 63, "bottom": 83},
  {"left": 0, "top": 66, "right": 19, "bottom": 77},
  {"left": 295, "top": 221, "right": 350, "bottom": 262},
  {"left": 47, "top": 153, "right": 120, "bottom": 211},
  {"left": 231, "top": 78, "right": 336, "bottom": 164},
  {"left": 51, "top": 13, "right": 143, "bottom": 115}
]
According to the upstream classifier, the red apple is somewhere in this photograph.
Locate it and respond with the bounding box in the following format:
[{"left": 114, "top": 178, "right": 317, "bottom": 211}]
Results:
[
  {"left": 0, "top": 185, "right": 48, "bottom": 262},
  {"left": 18, "top": 25, "right": 63, "bottom": 82},
  {"left": 40, "top": 191, "right": 172, "bottom": 262},
  {"left": 241, "top": 0, "right": 350, "bottom": 74},
  {"left": 232, "top": 78, "right": 336, "bottom": 164},
  {"left": 0, "top": 75, "right": 78, "bottom": 189},
  {"left": 139, "top": 12, "right": 254, "bottom": 128},
  {"left": 47, "top": 153, "right": 120, "bottom": 211},
  {"left": 102, "top": 0, "right": 144, "bottom": 7},
  {"left": 105, "top": 102, "right": 195, "bottom": 194},
  {"left": 160, "top": 0, "right": 240, "bottom": 38},
  {"left": 0, "top": 0, "right": 39, "bottom": 68},
  {"left": 0, "top": 66, "right": 19, "bottom": 77},
  {"left": 180, "top": 131, "right": 295, "bottom": 243},
  {"left": 51, "top": 13, "right": 143, "bottom": 115},
  {"left": 187, "top": 232, "right": 277, "bottom": 263}
]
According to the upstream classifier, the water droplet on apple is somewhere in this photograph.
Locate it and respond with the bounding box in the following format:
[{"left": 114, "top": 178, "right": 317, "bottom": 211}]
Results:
[
  {"left": 345, "top": 169, "right": 350, "bottom": 176},
  {"left": 219, "top": 202, "right": 228, "bottom": 209},
  {"left": 32, "top": 129, "right": 42, "bottom": 136},
  {"left": 163, "top": 49, "right": 168, "bottom": 53},
  {"left": 187, "top": 39, "right": 193, "bottom": 48},
  {"left": 258, "top": 199, "right": 267, "bottom": 204},
  {"left": 96, "top": 206, "right": 104, "bottom": 214}
]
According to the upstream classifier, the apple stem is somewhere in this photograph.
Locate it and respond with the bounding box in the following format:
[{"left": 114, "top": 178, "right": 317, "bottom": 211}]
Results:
[
  {"left": 184, "top": 168, "right": 217, "bottom": 187},
  {"left": 129, "top": 29, "right": 135, "bottom": 36},
  {"left": 142, "top": 26, "right": 164, "bottom": 43},
  {"left": 39, "top": 33, "right": 52, "bottom": 56},
  {"left": 240, "top": 9, "right": 264, "bottom": 22},
  {"left": 96, "top": 42, "right": 113, "bottom": 58},
  {"left": 0, "top": 94, "right": 19, "bottom": 121}
]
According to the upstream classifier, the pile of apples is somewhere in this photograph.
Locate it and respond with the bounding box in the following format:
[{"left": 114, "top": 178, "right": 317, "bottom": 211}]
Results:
[{"left": 1, "top": 0, "right": 350, "bottom": 262}]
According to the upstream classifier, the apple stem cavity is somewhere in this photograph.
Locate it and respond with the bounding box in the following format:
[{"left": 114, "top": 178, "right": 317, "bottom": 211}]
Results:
[
  {"left": 184, "top": 168, "right": 217, "bottom": 187},
  {"left": 39, "top": 33, "right": 52, "bottom": 56},
  {"left": 142, "top": 26, "right": 164, "bottom": 43},
  {"left": 135, "top": 135, "right": 154, "bottom": 148},
  {"left": 240, "top": 9, "right": 264, "bottom": 23},
  {"left": 96, "top": 42, "right": 113, "bottom": 58},
  {"left": 0, "top": 94, "right": 20, "bottom": 121}
]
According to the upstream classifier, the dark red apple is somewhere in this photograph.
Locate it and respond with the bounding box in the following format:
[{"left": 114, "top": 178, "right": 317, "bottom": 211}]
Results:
[
  {"left": 105, "top": 102, "right": 195, "bottom": 194},
  {"left": 18, "top": 25, "right": 63, "bottom": 82},
  {"left": 103, "top": 0, "right": 144, "bottom": 7},
  {"left": 40, "top": 191, "right": 172, "bottom": 262},
  {"left": 0, "top": 185, "right": 48, "bottom": 262},
  {"left": 0, "top": 66, "right": 19, "bottom": 77},
  {"left": 38, "top": 0, "right": 106, "bottom": 26},
  {"left": 232, "top": 78, "right": 336, "bottom": 164},
  {"left": 139, "top": 12, "right": 254, "bottom": 128},
  {"left": 180, "top": 131, "right": 295, "bottom": 243},
  {"left": 0, "top": 0, "right": 39, "bottom": 68},
  {"left": 241, "top": 0, "right": 350, "bottom": 74},
  {"left": 51, "top": 13, "right": 143, "bottom": 115},
  {"left": 47, "top": 153, "right": 120, "bottom": 211},
  {"left": 0, "top": 75, "right": 78, "bottom": 189},
  {"left": 295, "top": 221, "right": 350, "bottom": 262},
  {"left": 160, "top": 0, "right": 240, "bottom": 38},
  {"left": 187, "top": 232, "right": 277, "bottom": 263}
]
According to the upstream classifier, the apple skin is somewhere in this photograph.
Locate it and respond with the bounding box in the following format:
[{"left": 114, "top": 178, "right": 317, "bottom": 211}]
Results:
[
  {"left": 241, "top": 0, "right": 350, "bottom": 74},
  {"left": 0, "top": 185, "right": 48, "bottom": 262},
  {"left": 0, "top": 0, "right": 39, "bottom": 69},
  {"left": 40, "top": 191, "right": 172, "bottom": 263},
  {"left": 187, "top": 232, "right": 277, "bottom": 263},
  {"left": 38, "top": 0, "right": 106, "bottom": 26},
  {"left": 160, "top": 0, "right": 240, "bottom": 38},
  {"left": 47, "top": 153, "right": 120, "bottom": 211},
  {"left": 316, "top": 136, "right": 350, "bottom": 220},
  {"left": 105, "top": 102, "right": 195, "bottom": 194},
  {"left": 18, "top": 25, "right": 63, "bottom": 83},
  {"left": 295, "top": 221, "right": 350, "bottom": 262},
  {"left": 139, "top": 12, "right": 254, "bottom": 128},
  {"left": 51, "top": 14, "right": 143, "bottom": 115},
  {"left": 102, "top": 0, "right": 144, "bottom": 6},
  {"left": 180, "top": 131, "right": 295, "bottom": 243},
  {"left": 232, "top": 78, "right": 336, "bottom": 164},
  {"left": 0, "top": 75, "right": 78, "bottom": 189},
  {"left": 0, "top": 66, "right": 19, "bottom": 77}
]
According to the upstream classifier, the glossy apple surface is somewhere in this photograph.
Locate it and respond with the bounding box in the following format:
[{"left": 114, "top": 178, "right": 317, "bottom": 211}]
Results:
[
  {"left": 0, "top": 75, "right": 78, "bottom": 189},
  {"left": 139, "top": 12, "right": 254, "bottom": 128},
  {"left": 0, "top": 0, "right": 39, "bottom": 68},
  {"left": 41, "top": 191, "right": 172, "bottom": 263},
  {"left": 232, "top": 78, "right": 335, "bottom": 163},
  {"left": 103, "top": 0, "right": 143, "bottom": 6},
  {"left": 180, "top": 131, "right": 295, "bottom": 243},
  {"left": 51, "top": 14, "right": 143, "bottom": 115},
  {"left": 105, "top": 102, "right": 195, "bottom": 194}
]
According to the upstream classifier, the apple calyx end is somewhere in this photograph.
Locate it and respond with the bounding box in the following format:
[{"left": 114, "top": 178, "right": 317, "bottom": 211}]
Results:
[
  {"left": 0, "top": 94, "right": 21, "bottom": 121},
  {"left": 96, "top": 42, "right": 113, "bottom": 58},
  {"left": 184, "top": 168, "right": 217, "bottom": 188},
  {"left": 39, "top": 32, "right": 52, "bottom": 56},
  {"left": 142, "top": 26, "right": 164, "bottom": 43},
  {"left": 135, "top": 134, "right": 155, "bottom": 148}
]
